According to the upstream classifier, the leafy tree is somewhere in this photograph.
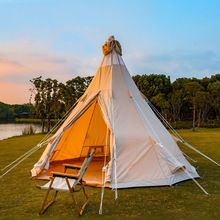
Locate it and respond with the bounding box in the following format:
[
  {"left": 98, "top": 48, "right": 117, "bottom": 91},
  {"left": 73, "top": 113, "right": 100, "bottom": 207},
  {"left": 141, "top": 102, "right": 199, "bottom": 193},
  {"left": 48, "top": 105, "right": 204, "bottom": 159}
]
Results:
[
  {"left": 133, "top": 74, "right": 172, "bottom": 100},
  {"left": 196, "top": 91, "right": 212, "bottom": 127},
  {"left": 172, "top": 77, "right": 191, "bottom": 90},
  {"left": 30, "top": 77, "right": 60, "bottom": 132},
  {"left": 0, "top": 102, "right": 13, "bottom": 121},
  {"left": 30, "top": 76, "right": 47, "bottom": 132},
  {"left": 200, "top": 77, "right": 211, "bottom": 90},
  {"left": 185, "top": 82, "right": 204, "bottom": 130},
  {"left": 151, "top": 93, "right": 170, "bottom": 120},
  {"left": 10, "top": 104, "right": 34, "bottom": 118},
  {"left": 58, "top": 76, "right": 93, "bottom": 112},
  {"left": 210, "top": 74, "right": 220, "bottom": 83},
  {"left": 169, "top": 89, "right": 184, "bottom": 121},
  {"left": 208, "top": 80, "right": 220, "bottom": 120}
]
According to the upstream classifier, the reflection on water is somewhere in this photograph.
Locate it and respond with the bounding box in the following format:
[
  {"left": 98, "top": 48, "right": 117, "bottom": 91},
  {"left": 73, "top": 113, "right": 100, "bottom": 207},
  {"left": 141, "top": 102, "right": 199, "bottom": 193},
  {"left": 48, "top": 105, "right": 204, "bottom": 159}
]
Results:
[{"left": 0, "top": 123, "right": 42, "bottom": 140}]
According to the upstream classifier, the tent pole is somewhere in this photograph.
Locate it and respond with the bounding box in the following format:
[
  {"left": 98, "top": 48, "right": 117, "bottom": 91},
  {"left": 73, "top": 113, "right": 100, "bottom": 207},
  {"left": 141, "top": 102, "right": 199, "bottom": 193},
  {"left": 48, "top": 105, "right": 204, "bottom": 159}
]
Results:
[{"left": 99, "top": 122, "right": 109, "bottom": 214}]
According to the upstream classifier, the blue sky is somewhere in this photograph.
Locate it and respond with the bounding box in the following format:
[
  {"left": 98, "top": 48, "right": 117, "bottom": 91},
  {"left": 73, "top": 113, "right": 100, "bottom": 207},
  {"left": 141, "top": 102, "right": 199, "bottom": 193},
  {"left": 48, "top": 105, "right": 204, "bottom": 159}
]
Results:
[{"left": 0, "top": 0, "right": 220, "bottom": 104}]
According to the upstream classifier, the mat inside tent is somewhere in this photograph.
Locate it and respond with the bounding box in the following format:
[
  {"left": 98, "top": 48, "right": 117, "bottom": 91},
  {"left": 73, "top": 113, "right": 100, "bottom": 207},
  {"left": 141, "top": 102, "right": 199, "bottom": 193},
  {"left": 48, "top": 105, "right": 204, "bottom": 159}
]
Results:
[{"left": 41, "top": 156, "right": 109, "bottom": 187}]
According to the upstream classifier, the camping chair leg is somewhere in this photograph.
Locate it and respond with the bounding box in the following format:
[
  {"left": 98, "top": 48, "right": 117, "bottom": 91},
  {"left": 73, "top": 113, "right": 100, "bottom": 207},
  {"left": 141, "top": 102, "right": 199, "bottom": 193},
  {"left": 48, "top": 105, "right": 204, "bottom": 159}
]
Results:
[
  {"left": 39, "top": 178, "right": 58, "bottom": 215},
  {"left": 80, "top": 184, "right": 89, "bottom": 215},
  {"left": 65, "top": 178, "right": 88, "bottom": 216}
]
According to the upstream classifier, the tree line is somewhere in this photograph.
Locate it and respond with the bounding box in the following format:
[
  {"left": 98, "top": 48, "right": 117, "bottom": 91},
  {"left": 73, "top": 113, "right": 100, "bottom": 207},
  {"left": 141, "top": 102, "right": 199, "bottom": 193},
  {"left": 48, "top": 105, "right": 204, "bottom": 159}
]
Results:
[
  {"left": 133, "top": 74, "right": 220, "bottom": 130},
  {"left": 0, "top": 102, "right": 34, "bottom": 121},
  {"left": 1, "top": 74, "right": 219, "bottom": 132},
  {"left": 29, "top": 74, "right": 220, "bottom": 132},
  {"left": 29, "top": 76, "right": 93, "bottom": 132}
]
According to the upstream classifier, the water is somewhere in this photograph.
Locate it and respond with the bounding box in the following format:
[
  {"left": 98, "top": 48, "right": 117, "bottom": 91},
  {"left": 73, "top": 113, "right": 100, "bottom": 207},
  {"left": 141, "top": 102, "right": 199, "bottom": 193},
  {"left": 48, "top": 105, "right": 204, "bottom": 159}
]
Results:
[{"left": 0, "top": 123, "right": 42, "bottom": 140}]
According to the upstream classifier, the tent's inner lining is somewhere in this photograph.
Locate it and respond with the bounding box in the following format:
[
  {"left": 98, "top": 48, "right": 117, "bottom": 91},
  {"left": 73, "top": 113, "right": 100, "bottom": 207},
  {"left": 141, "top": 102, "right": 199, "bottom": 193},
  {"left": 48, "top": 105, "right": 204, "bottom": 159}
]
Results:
[
  {"left": 45, "top": 100, "right": 111, "bottom": 186},
  {"left": 44, "top": 157, "right": 109, "bottom": 187}
]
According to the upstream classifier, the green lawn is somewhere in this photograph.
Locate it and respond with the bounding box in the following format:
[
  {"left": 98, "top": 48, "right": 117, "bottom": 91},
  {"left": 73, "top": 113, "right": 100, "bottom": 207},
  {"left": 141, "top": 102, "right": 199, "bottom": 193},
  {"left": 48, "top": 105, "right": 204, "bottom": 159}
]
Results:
[{"left": 0, "top": 129, "right": 219, "bottom": 219}]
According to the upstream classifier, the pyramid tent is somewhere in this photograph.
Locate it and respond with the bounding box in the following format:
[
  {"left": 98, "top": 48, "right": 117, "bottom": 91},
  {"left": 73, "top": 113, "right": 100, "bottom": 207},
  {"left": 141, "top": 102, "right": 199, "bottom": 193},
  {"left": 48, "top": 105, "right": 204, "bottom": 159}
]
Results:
[{"left": 31, "top": 36, "right": 199, "bottom": 188}]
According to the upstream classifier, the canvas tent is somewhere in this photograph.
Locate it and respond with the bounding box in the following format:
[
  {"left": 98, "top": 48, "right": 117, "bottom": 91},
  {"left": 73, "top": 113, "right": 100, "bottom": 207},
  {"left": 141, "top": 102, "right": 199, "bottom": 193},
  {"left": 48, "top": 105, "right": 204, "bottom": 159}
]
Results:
[{"left": 31, "top": 36, "right": 200, "bottom": 189}]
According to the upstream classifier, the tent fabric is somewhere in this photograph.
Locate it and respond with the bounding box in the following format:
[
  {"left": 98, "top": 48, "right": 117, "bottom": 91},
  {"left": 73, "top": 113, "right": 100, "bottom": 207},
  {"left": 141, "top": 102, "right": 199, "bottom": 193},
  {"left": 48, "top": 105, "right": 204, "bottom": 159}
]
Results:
[{"left": 32, "top": 41, "right": 199, "bottom": 188}]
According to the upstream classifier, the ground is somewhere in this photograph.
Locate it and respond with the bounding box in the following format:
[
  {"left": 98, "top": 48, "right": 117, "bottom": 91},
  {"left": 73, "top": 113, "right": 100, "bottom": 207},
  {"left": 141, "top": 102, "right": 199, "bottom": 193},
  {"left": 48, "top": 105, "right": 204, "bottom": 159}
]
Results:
[{"left": 0, "top": 129, "right": 219, "bottom": 219}]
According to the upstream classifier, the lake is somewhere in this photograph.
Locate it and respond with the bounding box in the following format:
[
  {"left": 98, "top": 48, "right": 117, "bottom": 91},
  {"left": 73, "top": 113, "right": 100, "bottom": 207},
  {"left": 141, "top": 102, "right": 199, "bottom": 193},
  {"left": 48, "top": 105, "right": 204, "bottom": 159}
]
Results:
[{"left": 0, "top": 123, "right": 42, "bottom": 141}]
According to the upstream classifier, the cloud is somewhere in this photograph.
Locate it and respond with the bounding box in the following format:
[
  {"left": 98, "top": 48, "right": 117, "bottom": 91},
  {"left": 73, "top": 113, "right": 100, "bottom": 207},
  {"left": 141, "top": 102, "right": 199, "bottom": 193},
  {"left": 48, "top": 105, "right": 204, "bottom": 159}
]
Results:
[
  {"left": 124, "top": 49, "right": 220, "bottom": 79},
  {"left": 1, "top": 36, "right": 219, "bottom": 104},
  {"left": 0, "top": 39, "right": 100, "bottom": 104}
]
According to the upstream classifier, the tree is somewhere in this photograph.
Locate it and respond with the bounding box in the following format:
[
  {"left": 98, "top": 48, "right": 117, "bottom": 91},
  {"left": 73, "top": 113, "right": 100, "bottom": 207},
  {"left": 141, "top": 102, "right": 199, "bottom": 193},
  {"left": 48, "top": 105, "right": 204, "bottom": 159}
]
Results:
[
  {"left": 200, "top": 77, "right": 211, "bottom": 90},
  {"left": 185, "top": 82, "right": 204, "bottom": 130},
  {"left": 208, "top": 81, "right": 220, "bottom": 120},
  {"left": 169, "top": 89, "right": 184, "bottom": 121},
  {"left": 30, "top": 77, "right": 47, "bottom": 132},
  {"left": 151, "top": 93, "right": 170, "bottom": 120},
  {"left": 59, "top": 76, "right": 93, "bottom": 112},
  {"left": 210, "top": 74, "right": 220, "bottom": 83},
  {"left": 30, "top": 77, "right": 60, "bottom": 132},
  {"left": 172, "top": 77, "right": 191, "bottom": 90},
  {"left": 10, "top": 104, "right": 34, "bottom": 119},
  {"left": 133, "top": 74, "right": 172, "bottom": 100},
  {"left": 196, "top": 91, "right": 212, "bottom": 127},
  {"left": 0, "top": 102, "right": 13, "bottom": 121}
]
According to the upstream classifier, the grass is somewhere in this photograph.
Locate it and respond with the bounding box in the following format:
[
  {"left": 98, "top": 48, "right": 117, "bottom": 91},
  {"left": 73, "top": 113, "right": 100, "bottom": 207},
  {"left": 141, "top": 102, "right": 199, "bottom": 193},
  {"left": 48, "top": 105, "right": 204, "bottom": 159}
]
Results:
[{"left": 0, "top": 129, "right": 219, "bottom": 219}]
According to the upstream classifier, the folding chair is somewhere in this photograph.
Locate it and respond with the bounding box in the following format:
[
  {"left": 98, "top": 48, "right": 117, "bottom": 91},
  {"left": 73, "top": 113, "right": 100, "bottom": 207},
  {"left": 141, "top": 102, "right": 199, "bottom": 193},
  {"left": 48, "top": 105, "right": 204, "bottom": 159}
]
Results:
[{"left": 36, "top": 149, "right": 96, "bottom": 216}]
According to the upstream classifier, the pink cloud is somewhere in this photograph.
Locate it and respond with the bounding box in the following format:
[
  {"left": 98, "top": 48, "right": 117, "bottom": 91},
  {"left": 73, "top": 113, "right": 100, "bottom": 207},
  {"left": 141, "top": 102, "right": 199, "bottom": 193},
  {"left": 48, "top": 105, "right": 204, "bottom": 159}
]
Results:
[
  {"left": 0, "top": 82, "right": 31, "bottom": 104},
  {"left": 0, "top": 39, "right": 100, "bottom": 104}
]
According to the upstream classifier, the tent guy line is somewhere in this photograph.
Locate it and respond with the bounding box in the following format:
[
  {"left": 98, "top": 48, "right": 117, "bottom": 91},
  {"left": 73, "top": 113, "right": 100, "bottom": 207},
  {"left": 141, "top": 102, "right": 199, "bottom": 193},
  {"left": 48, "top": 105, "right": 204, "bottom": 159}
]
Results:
[
  {"left": 147, "top": 99, "right": 220, "bottom": 167},
  {"left": 133, "top": 96, "right": 210, "bottom": 195},
  {"left": 1, "top": 36, "right": 219, "bottom": 215},
  {"left": 0, "top": 97, "right": 79, "bottom": 178},
  {"left": 30, "top": 37, "right": 217, "bottom": 190}
]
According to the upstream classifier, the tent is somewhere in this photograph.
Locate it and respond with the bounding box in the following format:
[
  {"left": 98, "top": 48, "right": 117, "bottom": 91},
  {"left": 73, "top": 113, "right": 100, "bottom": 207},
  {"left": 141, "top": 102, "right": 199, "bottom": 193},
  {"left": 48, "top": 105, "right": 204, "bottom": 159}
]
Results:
[{"left": 31, "top": 36, "right": 200, "bottom": 189}]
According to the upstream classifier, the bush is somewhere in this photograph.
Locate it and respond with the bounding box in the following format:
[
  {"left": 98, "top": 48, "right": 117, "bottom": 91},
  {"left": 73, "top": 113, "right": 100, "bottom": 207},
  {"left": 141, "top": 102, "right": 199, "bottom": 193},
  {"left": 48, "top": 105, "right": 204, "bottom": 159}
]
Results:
[{"left": 22, "top": 125, "right": 36, "bottom": 135}]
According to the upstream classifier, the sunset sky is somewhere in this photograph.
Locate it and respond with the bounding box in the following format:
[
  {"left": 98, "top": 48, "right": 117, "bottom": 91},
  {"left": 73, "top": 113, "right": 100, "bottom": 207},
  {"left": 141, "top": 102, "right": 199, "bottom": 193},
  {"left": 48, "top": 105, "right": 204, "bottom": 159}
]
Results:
[{"left": 0, "top": 0, "right": 220, "bottom": 104}]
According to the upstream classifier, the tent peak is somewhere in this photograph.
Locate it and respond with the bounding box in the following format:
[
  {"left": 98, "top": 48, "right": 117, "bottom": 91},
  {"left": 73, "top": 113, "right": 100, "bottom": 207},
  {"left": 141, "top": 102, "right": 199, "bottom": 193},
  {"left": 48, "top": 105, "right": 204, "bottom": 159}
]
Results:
[{"left": 102, "top": 36, "right": 122, "bottom": 56}]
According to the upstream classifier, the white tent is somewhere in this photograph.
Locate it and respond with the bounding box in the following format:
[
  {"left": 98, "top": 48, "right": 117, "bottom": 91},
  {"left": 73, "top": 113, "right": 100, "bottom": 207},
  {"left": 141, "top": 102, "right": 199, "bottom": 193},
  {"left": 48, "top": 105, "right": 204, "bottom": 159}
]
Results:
[{"left": 31, "top": 36, "right": 200, "bottom": 189}]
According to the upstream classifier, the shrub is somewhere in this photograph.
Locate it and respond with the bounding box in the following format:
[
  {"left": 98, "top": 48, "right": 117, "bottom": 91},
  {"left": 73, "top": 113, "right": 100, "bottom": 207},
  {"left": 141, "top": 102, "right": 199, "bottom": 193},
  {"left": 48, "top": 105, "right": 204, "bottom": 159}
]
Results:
[{"left": 22, "top": 125, "right": 36, "bottom": 135}]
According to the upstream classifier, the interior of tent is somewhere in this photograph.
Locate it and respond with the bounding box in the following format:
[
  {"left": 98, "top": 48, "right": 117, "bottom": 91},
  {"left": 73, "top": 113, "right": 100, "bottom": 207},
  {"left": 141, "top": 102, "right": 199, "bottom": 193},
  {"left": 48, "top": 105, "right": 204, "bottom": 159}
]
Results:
[{"left": 43, "top": 100, "right": 110, "bottom": 187}]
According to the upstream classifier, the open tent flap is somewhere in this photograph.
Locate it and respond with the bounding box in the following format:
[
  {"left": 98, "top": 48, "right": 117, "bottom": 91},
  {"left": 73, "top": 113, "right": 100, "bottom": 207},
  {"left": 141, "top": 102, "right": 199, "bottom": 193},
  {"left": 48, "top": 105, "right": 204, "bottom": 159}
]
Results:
[
  {"left": 31, "top": 92, "right": 112, "bottom": 175},
  {"left": 36, "top": 95, "right": 114, "bottom": 187},
  {"left": 50, "top": 100, "right": 110, "bottom": 162}
]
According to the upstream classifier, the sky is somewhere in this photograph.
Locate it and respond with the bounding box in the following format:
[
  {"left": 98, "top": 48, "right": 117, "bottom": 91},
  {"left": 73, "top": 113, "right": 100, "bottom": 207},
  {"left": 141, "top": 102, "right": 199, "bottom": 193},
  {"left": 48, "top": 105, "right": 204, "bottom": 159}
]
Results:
[{"left": 0, "top": 0, "right": 220, "bottom": 104}]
